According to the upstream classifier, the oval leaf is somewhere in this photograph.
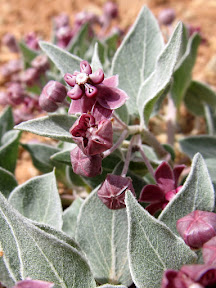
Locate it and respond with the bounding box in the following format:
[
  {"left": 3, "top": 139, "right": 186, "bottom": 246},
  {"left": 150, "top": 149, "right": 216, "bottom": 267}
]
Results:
[
  {"left": 111, "top": 6, "right": 164, "bottom": 116},
  {"left": 15, "top": 114, "right": 76, "bottom": 142},
  {"left": 76, "top": 188, "right": 132, "bottom": 286},
  {"left": 125, "top": 191, "right": 197, "bottom": 288},
  {"left": 8, "top": 171, "right": 63, "bottom": 230},
  {"left": 0, "top": 167, "right": 17, "bottom": 198}
]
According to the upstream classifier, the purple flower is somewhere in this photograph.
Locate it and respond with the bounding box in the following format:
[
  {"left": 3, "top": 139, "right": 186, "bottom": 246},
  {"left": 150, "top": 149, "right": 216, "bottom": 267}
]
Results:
[
  {"left": 7, "top": 82, "right": 26, "bottom": 105},
  {"left": 162, "top": 264, "right": 216, "bottom": 288},
  {"left": 158, "top": 8, "right": 176, "bottom": 26},
  {"left": 20, "top": 68, "right": 39, "bottom": 86},
  {"left": 64, "top": 61, "right": 128, "bottom": 115},
  {"left": 97, "top": 174, "right": 135, "bottom": 209},
  {"left": 2, "top": 33, "right": 19, "bottom": 53},
  {"left": 12, "top": 278, "right": 54, "bottom": 288},
  {"left": 0, "top": 59, "right": 23, "bottom": 78},
  {"left": 24, "top": 32, "right": 40, "bottom": 51},
  {"left": 203, "top": 236, "right": 216, "bottom": 265},
  {"left": 56, "top": 26, "right": 74, "bottom": 48},
  {"left": 139, "top": 162, "right": 185, "bottom": 215},
  {"left": 54, "top": 13, "right": 70, "bottom": 30},
  {"left": 70, "top": 113, "right": 113, "bottom": 156},
  {"left": 177, "top": 210, "right": 216, "bottom": 249},
  {"left": 70, "top": 146, "right": 102, "bottom": 177},
  {"left": 103, "top": 1, "right": 118, "bottom": 19},
  {"left": 39, "top": 81, "right": 67, "bottom": 112},
  {"left": 31, "top": 55, "right": 50, "bottom": 73}
]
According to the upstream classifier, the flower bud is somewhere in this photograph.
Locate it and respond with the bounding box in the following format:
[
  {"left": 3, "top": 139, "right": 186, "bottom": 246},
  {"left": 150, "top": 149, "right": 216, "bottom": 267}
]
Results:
[
  {"left": 7, "top": 83, "right": 26, "bottom": 105},
  {"left": 2, "top": 33, "right": 19, "bottom": 53},
  {"left": 176, "top": 210, "right": 216, "bottom": 249},
  {"left": 97, "top": 174, "right": 135, "bottom": 209},
  {"left": 158, "top": 8, "right": 176, "bottom": 26},
  {"left": 203, "top": 236, "right": 216, "bottom": 265},
  {"left": 39, "top": 81, "right": 67, "bottom": 112},
  {"left": 24, "top": 32, "right": 40, "bottom": 50},
  {"left": 20, "top": 68, "right": 39, "bottom": 86},
  {"left": 31, "top": 55, "right": 50, "bottom": 73},
  {"left": 70, "top": 146, "right": 102, "bottom": 177},
  {"left": 103, "top": 1, "right": 118, "bottom": 19}
]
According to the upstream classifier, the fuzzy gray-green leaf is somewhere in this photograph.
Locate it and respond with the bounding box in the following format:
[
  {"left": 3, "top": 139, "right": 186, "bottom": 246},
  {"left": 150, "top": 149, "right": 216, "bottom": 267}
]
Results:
[
  {"left": 8, "top": 171, "right": 63, "bottom": 229},
  {"left": 111, "top": 6, "right": 164, "bottom": 116},
  {"left": 126, "top": 191, "right": 197, "bottom": 288},
  {"left": 0, "top": 106, "right": 14, "bottom": 141},
  {"left": 76, "top": 188, "right": 132, "bottom": 286},
  {"left": 39, "top": 41, "right": 81, "bottom": 76},
  {"left": 171, "top": 34, "right": 200, "bottom": 108},
  {"left": 0, "top": 192, "right": 96, "bottom": 288},
  {"left": 15, "top": 114, "right": 76, "bottom": 142},
  {"left": 137, "top": 22, "right": 183, "bottom": 127},
  {"left": 159, "top": 153, "right": 215, "bottom": 235},
  {"left": 62, "top": 197, "right": 84, "bottom": 238}
]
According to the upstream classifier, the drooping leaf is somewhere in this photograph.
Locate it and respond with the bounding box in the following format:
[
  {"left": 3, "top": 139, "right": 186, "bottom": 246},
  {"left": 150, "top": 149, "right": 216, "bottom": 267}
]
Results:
[
  {"left": 65, "top": 166, "right": 87, "bottom": 187},
  {"left": 51, "top": 147, "right": 76, "bottom": 165},
  {"left": 159, "top": 153, "right": 215, "bottom": 235},
  {"left": 15, "top": 114, "right": 76, "bottom": 142},
  {"left": 76, "top": 188, "right": 132, "bottom": 286},
  {"left": 8, "top": 171, "right": 63, "bottom": 230},
  {"left": 171, "top": 34, "right": 200, "bottom": 107},
  {"left": 111, "top": 6, "right": 164, "bottom": 116},
  {"left": 0, "top": 192, "right": 96, "bottom": 288},
  {"left": 0, "top": 130, "right": 21, "bottom": 173},
  {"left": 184, "top": 81, "right": 216, "bottom": 116},
  {"left": 0, "top": 106, "right": 14, "bottom": 142},
  {"left": 137, "top": 22, "right": 184, "bottom": 127},
  {"left": 21, "top": 142, "right": 61, "bottom": 173},
  {"left": 0, "top": 167, "right": 17, "bottom": 198},
  {"left": 39, "top": 41, "right": 82, "bottom": 76},
  {"left": 125, "top": 191, "right": 197, "bottom": 288},
  {"left": 62, "top": 197, "right": 84, "bottom": 238},
  {"left": 179, "top": 135, "right": 216, "bottom": 159}
]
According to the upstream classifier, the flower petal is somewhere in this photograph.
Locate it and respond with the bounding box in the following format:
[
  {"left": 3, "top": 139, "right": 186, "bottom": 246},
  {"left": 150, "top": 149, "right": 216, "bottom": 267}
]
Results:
[
  {"left": 89, "top": 68, "right": 104, "bottom": 84},
  {"left": 96, "top": 84, "right": 128, "bottom": 110},
  {"left": 155, "top": 162, "right": 175, "bottom": 193},
  {"left": 102, "top": 75, "right": 119, "bottom": 87},
  {"left": 80, "top": 60, "right": 92, "bottom": 74},
  {"left": 85, "top": 83, "right": 98, "bottom": 98},
  {"left": 145, "top": 202, "right": 164, "bottom": 215},
  {"left": 67, "top": 84, "right": 83, "bottom": 100},
  {"left": 68, "top": 95, "right": 96, "bottom": 114},
  {"left": 91, "top": 102, "right": 113, "bottom": 122},
  {"left": 139, "top": 184, "right": 165, "bottom": 202},
  {"left": 173, "top": 164, "right": 185, "bottom": 188}
]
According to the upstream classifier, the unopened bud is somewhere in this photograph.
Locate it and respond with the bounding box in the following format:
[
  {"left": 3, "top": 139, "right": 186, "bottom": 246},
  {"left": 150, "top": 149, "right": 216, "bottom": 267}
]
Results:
[
  {"left": 158, "top": 8, "right": 176, "bottom": 26},
  {"left": 70, "top": 146, "right": 102, "bottom": 177},
  {"left": 177, "top": 210, "right": 216, "bottom": 249}
]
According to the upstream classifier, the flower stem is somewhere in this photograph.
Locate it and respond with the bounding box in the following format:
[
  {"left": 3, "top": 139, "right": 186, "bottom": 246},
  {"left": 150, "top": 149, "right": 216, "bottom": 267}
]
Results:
[
  {"left": 103, "top": 129, "right": 128, "bottom": 158},
  {"left": 121, "top": 134, "right": 138, "bottom": 177},
  {"left": 113, "top": 112, "right": 128, "bottom": 129},
  {"left": 166, "top": 95, "right": 176, "bottom": 146}
]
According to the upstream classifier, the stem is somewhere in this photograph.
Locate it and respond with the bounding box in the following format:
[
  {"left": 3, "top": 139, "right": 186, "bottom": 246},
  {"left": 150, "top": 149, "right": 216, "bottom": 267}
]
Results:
[
  {"left": 204, "top": 104, "right": 215, "bottom": 135},
  {"left": 121, "top": 135, "right": 137, "bottom": 177},
  {"left": 166, "top": 95, "right": 176, "bottom": 146},
  {"left": 137, "top": 136, "right": 156, "bottom": 180},
  {"left": 113, "top": 112, "right": 128, "bottom": 129},
  {"left": 141, "top": 128, "right": 170, "bottom": 161},
  {"left": 103, "top": 129, "right": 128, "bottom": 158}
]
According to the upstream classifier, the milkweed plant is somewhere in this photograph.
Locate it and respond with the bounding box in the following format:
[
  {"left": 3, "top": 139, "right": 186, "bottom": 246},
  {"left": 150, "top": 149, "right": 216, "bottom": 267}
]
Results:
[{"left": 1, "top": 4, "right": 216, "bottom": 288}]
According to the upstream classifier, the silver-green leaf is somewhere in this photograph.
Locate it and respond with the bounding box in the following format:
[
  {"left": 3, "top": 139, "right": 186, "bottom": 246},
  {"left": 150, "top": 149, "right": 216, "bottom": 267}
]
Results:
[
  {"left": 125, "top": 191, "right": 197, "bottom": 288},
  {"left": 0, "top": 167, "right": 17, "bottom": 198},
  {"left": 0, "top": 192, "right": 96, "bottom": 288},
  {"left": 111, "top": 6, "right": 164, "bottom": 116},
  {"left": 76, "top": 188, "right": 132, "bottom": 286},
  {"left": 137, "top": 22, "right": 183, "bottom": 127},
  {"left": 39, "top": 41, "right": 82, "bottom": 76},
  {"left": 15, "top": 114, "right": 76, "bottom": 142},
  {"left": 159, "top": 153, "right": 215, "bottom": 234},
  {"left": 8, "top": 171, "right": 63, "bottom": 230}
]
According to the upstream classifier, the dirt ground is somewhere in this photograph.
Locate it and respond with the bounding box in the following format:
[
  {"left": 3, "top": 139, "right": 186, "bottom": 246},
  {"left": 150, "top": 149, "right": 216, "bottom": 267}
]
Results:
[{"left": 1, "top": 0, "right": 216, "bottom": 184}]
